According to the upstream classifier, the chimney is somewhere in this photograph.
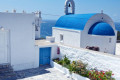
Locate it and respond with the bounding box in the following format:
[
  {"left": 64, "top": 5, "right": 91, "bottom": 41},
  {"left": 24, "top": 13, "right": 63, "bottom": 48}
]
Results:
[{"left": 13, "top": 9, "right": 16, "bottom": 13}]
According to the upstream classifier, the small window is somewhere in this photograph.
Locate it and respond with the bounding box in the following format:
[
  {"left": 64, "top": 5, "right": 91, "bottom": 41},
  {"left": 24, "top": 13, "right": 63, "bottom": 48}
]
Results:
[
  {"left": 109, "top": 38, "right": 112, "bottom": 43},
  {"left": 60, "top": 34, "right": 63, "bottom": 42}
]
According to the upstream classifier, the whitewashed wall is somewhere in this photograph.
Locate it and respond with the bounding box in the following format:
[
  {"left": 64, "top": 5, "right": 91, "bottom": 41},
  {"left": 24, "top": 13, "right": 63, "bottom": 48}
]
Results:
[
  {"left": 35, "top": 27, "right": 40, "bottom": 39},
  {"left": 0, "top": 13, "right": 37, "bottom": 71},
  {"left": 35, "top": 12, "right": 42, "bottom": 39},
  {"left": 81, "top": 13, "right": 117, "bottom": 55},
  {"left": 58, "top": 45, "right": 120, "bottom": 80},
  {"left": 53, "top": 27, "right": 81, "bottom": 47}
]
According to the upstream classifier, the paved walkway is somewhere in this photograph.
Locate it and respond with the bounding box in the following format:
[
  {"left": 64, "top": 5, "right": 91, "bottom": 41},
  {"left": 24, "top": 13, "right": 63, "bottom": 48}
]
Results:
[{"left": 15, "top": 65, "right": 71, "bottom": 80}]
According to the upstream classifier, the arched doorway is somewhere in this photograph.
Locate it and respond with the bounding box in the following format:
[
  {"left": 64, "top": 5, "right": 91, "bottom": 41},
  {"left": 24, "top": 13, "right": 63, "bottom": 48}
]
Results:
[{"left": 0, "top": 29, "right": 10, "bottom": 64}]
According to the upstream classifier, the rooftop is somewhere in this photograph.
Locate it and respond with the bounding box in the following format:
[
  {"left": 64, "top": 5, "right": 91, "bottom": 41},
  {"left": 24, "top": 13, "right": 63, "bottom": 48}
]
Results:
[
  {"left": 35, "top": 40, "right": 120, "bottom": 58},
  {"left": 55, "top": 13, "right": 96, "bottom": 30},
  {"left": 35, "top": 40, "right": 57, "bottom": 47}
]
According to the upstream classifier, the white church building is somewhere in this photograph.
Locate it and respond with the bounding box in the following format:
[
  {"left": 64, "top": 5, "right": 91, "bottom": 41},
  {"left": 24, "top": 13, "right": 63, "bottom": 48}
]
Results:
[{"left": 53, "top": 0, "right": 117, "bottom": 55}]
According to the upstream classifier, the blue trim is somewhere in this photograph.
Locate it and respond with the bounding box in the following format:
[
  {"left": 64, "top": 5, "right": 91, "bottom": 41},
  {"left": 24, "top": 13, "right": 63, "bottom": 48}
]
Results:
[
  {"left": 88, "top": 22, "right": 115, "bottom": 36},
  {"left": 55, "top": 13, "right": 96, "bottom": 30}
]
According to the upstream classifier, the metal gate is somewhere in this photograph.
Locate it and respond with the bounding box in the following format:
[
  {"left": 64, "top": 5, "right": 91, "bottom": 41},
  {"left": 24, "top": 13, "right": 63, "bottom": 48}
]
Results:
[
  {"left": 0, "top": 30, "right": 9, "bottom": 64},
  {"left": 39, "top": 47, "right": 51, "bottom": 65}
]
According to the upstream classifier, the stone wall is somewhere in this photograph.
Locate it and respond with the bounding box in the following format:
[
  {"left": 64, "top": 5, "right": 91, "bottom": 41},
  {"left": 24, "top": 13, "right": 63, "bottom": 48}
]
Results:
[{"left": 59, "top": 45, "right": 120, "bottom": 80}]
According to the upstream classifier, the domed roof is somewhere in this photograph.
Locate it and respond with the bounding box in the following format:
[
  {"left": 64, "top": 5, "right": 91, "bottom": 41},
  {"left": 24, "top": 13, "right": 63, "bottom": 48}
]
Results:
[
  {"left": 88, "top": 22, "right": 115, "bottom": 36},
  {"left": 55, "top": 13, "right": 96, "bottom": 30}
]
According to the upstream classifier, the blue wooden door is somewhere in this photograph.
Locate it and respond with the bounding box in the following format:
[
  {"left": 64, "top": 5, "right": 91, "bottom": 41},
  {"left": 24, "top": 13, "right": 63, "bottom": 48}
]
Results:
[{"left": 39, "top": 47, "right": 51, "bottom": 65}]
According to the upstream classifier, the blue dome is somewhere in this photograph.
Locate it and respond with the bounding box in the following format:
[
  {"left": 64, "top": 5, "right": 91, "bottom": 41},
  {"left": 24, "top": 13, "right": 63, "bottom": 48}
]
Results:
[
  {"left": 55, "top": 14, "right": 96, "bottom": 30},
  {"left": 88, "top": 22, "right": 115, "bottom": 36}
]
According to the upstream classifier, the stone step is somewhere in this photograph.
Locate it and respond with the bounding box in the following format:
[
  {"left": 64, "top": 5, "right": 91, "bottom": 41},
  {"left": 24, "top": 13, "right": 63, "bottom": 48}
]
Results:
[
  {"left": 0, "top": 74, "right": 16, "bottom": 80},
  {"left": 0, "top": 63, "right": 10, "bottom": 69},
  {"left": 0, "top": 71, "right": 15, "bottom": 76},
  {"left": 0, "top": 68, "right": 13, "bottom": 74},
  {"left": 0, "top": 63, "right": 16, "bottom": 80},
  {"left": 0, "top": 77, "right": 16, "bottom": 80}
]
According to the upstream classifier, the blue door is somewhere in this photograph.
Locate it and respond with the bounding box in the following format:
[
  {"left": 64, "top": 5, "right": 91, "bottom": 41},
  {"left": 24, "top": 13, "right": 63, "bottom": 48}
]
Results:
[{"left": 39, "top": 47, "right": 51, "bottom": 65}]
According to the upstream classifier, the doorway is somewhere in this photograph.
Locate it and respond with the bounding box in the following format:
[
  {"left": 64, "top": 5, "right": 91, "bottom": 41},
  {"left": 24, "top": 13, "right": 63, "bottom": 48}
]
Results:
[
  {"left": 0, "top": 30, "right": 10, "bottom": 64},
  {"left": 39, "top": 47, "right": 51, "bottom": 66}
]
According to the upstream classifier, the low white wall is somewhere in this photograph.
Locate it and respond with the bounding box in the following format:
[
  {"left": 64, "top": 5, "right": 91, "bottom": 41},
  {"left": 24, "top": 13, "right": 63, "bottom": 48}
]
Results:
[
  {"left": 51, "top": 61, "right": 90, "bottom": 80},
  {"left": 58, "top": 45, "right": 120, "bottom": 80},
  {"left": 53, "top": 27, "right": 81, "bottom": 47}
]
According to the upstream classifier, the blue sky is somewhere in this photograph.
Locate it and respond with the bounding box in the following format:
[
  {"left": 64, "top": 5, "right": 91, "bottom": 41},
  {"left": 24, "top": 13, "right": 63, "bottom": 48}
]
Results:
[{"left": 0, "top": 0, "right": 120, "bottom": 22}]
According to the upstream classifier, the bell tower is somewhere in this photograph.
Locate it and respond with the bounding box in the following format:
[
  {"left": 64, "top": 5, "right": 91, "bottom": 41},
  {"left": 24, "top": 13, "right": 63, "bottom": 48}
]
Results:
[{"left": 64, "top": 0, "right": 75, "bottom": 15}]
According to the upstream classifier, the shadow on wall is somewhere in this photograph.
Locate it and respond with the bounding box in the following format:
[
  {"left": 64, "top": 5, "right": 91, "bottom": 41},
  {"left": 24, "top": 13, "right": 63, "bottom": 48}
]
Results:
[{"left": 15, "top": 65, "right": 51, "bottom": 79}]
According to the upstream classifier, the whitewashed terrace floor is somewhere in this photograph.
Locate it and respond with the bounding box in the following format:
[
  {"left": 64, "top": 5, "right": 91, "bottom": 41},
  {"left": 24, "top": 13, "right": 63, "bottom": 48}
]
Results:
[{"left": 16, "top": 65, "right": 72, "bottom": 80}]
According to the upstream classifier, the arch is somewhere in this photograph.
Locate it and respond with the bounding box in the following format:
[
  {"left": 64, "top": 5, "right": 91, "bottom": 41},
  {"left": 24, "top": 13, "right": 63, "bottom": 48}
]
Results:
[
  {"left": 64, "top": 0, "right": 75, "bottom": 15},
  {"left": 83, "top": 13, "right": 116, "bottom": 36},
  {"left": 88, "top": 22, "right": 115, "bottom": 36},
  {"left": 80, "top": 13, "right": 117, "bottom": 53}
]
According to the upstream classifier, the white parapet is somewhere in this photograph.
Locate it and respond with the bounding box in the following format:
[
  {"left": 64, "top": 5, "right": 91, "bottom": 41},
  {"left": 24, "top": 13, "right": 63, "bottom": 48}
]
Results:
[
  {"left": 46, "top": 36, "right": 55, "bottom": 43},
  {"left": 51, "top": 61, "right": 90, "bottom": 80}
]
